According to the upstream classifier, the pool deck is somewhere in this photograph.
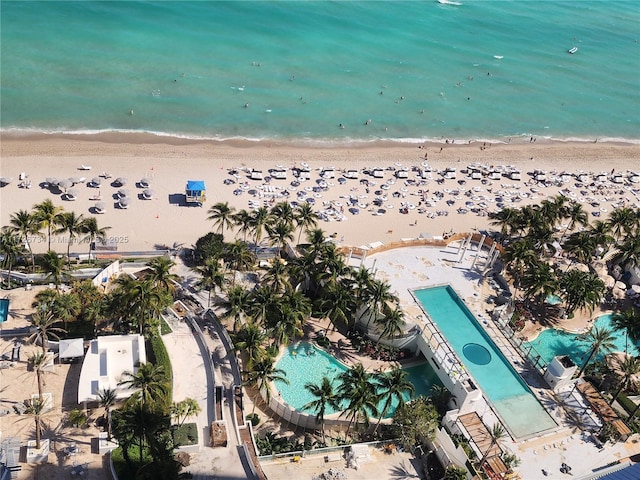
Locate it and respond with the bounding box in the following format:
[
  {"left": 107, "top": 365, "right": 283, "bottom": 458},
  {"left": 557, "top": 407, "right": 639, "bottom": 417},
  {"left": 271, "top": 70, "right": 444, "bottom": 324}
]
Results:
[{"left": 354, "top": 241, "right": 640, "bottom": 479}]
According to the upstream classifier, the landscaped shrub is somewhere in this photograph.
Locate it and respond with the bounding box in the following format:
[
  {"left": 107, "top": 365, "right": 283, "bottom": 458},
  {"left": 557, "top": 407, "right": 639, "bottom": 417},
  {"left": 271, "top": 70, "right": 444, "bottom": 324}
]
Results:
[
  {"left": 246, "top": 413, "right": 260, "bottom": 427},
  {"left": 172, "top": 422, "right": 198, "bottom": 446},
  {"left": 148, "top": 334, "right": 173, "bottom": 405},
  {"left": 315, "top": 334, "right": 330, "bottom": 348}
]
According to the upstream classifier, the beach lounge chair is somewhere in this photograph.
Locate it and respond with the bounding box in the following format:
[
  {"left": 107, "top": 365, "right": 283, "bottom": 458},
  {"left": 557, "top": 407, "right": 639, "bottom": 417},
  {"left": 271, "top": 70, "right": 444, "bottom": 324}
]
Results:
[{"left": 78, "top": 165, "right": 92, "bottom": 170}]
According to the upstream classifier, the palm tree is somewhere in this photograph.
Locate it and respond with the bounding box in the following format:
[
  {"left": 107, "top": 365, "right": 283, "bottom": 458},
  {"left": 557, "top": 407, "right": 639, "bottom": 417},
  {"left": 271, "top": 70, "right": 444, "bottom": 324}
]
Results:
[
  {"left": 560, "top": 269, "right": 605, "bottom": 316},
  {"left": 51, "top": 292, "right": 80, "bottom": 331},
  {"left": 249, "top": 206, "right": 272, "bottom": 250},
  {"left": 362, "top": 278, "right": 397, "bottom": 331},
  {"left": 219, "top": 285, "right": 252, "bottom": 332},
  {"left": 337, "top": 364, "right": 379, "bottom": 440},
  {"left": 33, "top": 199, "right": 64, "bottom": 251},
  {"left": 488, "top": 207, "right": 522, "bottom": 238},
  {"left": 479, "top": 423, "right": 506, "bottom": 470},
  {"left": 193, "top": 258, "right": 227, "bottom": 306},
  {"left": 563, "top": 231, "right": 597, "bottom": 265},
  {"left": 520, "top": 261, "right": 558, "bottom": 306},
  {"left": 222, "top": 240, "right": 256, "bottom": 285},
  {"left": 81, "top": 217, "right": 110, "bottom": 265},
  {"left": 9, "top": 209, "right": 40, "bottom": 270},
  {"left": 233, "top": 322, "right": 267, "bottom": 368},
  {"left": 607, "top": 207, "right": 639, "bottom": 240},
  {"left": 53, "top": 211, "right": 85, "bottom": 268},
  {"left": 247, "top": 285, "right": 277, "bottom": 326},
  {"left": 303, "top": 376, "right": 341, "bottom": 444},
  {"left": 294, "top": 202, "right": 319, "bottom": 244},
  {"left": 118, "top": 363, "right": 169, "bottom": 410},
  {"left": 27, "top": 309, "right": 66, "bottom": 355},
  {"left": 611, "top": 308, "right": 640, "bottom": 354},
  {"left": 266, "top": 220, "right": 295, "bottom": 258},
  {"left": 207, "top": 201, "right": 236, "bottom": 237},
  {"left": 171, "top": 398, "right": 201, "bottom": 427},
  {"left": 609, "top": 356, "right": 640, "bottom": 406},
  {"left": 318, "top": 280, "right": 357, "bottom": 333},
  {"left": 560, "top": 200, "right": 588, "bottom": 242},
  {"left": 38, "top": 250, "right": 67, "bottom": 291},
  {"left": 29, "top": 352, "right": 50, "bottom": 400},
  {"left": 576, "top": 326, "right": 618, "bottom": 377},
  {"left": 270, "top": 201, "right": 296, "bottom": 228},
  {"left": 114, "top": 277, "right": 170, "bottom": 335},
  {"left": 243, "top": 357, "right": 288, "bottom": 414},
  {"left": 501, "top": 238, "right": 537, "bottom": 289},
  {"left": 24, "top": 397, "right": 48, "bottom": 450},
  {"left": 262, "top": 258, "right": 290, "bottom": 293},
  {"left": 612, "top": 233, "right": 640, "bottom": 274},
  {"left": 374, "top": 305, "right": 406, "bottom": 346},
  {"left": 97, "top": 387, "right": 118, "bottom": 440},
  {"left": 233, "top": 209, "right": 254, "bottom": 242},
  {"left": 306, "top": 228, "right": 327, "bottom": 254},
  {"left": 589, "top": 220, "right": 615, "bottom": 257},
  {"left": 0, "top": 228, "right": 24, "bottom": 289},
  {"left": 146, "top": 256, "right": 180, "bottom": 296},
  {"left": 373, "top": 368, "right": 415, "bottom": 434}
]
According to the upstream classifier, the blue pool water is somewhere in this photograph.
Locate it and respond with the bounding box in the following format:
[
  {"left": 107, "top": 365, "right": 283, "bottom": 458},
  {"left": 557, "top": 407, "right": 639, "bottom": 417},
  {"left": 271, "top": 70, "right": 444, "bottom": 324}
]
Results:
[
  {"left": 0, "top": 299, "right": 9, "bottom": 323},
  {"left": 546, "top": 294, "right": 563, "bottom": 305},
  {"left": 525, "top": 314, "right": 640, "bottom": 366},
  {"left": 274, "top": 342, "right": 441, "bottom": 417},
  {"left": 414, "top": 285, "right": 556, "bottom": 438}
]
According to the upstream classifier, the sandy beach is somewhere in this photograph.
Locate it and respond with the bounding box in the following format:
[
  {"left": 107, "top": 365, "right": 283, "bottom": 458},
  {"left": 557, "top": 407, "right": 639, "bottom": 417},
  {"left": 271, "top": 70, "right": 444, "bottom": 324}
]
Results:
[{"left": 1, "top": 134, "right": 639, "bottom": 254}]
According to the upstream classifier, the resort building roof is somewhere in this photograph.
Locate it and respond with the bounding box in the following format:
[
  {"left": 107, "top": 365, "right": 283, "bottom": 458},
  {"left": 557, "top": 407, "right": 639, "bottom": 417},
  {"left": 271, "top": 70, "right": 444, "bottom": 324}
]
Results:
[
  {"left": 576, "top": 382, "right": 632, "bottom": 440},
  {"left": 77, "top": 334, "right": 146, "bottom": 404}
]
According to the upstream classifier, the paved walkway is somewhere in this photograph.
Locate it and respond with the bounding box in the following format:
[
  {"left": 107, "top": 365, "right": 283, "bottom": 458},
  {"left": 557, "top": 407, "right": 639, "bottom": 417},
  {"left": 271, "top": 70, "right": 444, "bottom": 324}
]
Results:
[{"left": 164, "top": 254, "right": 257, "bottom": 479}]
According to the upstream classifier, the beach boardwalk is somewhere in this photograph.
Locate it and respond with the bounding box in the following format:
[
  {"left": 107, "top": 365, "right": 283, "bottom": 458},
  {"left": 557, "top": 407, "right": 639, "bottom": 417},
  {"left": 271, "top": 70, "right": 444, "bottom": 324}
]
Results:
[{"left": 186, "top": 180, "right": 206, "bottom": 205}]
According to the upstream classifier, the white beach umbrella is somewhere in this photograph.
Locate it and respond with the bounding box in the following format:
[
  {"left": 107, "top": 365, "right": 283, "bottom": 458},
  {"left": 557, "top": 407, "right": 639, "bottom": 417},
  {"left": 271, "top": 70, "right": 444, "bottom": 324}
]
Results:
[
  {"left": 0, "top": 177, "right": 13, "bottom": 185},
  {"left": 91, "top": 176, "right": 102, "bottom": 186},
  {"left": 142, "top": 188, "right": 154, "bottom": 199},
  {"left": 66, "top": 188, "right": 78, "bottom": 199},
  {"left": 114, "top": 177, "right": 128, "bottom": 186},
  {"left": 140, "top": 177, "right": 151, "bottom": 187},
  {"left": 58, "top": 179, "right": 72, "bottom": 191},
  {"left": 118, "top": 197, "right": 130, "bottom": 208},
  {"left": 95, "top": 202, "right": 106, "bottom": 213},
  {"left": 117, "top": 188, "right": 130, "bottom": 198}
]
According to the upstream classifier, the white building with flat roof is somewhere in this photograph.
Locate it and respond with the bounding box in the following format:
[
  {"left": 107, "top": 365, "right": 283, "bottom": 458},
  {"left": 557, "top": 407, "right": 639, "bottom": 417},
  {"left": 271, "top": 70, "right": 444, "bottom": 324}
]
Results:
[{"left": 77, "top": 334, "right": 146, "bottom": 404}]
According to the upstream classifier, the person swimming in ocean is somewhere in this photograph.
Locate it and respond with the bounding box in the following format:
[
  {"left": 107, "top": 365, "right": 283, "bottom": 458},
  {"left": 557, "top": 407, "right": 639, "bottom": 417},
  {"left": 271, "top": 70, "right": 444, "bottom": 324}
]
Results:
[{"left": 129, "top": 109, "right": 134, "bottom": 116}]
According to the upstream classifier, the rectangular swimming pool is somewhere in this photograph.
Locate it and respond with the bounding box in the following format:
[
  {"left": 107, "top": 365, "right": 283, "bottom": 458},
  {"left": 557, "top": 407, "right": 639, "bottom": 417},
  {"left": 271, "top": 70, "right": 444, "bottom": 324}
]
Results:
[{"left": 414, "top": 285, "right": 556, "bottom": 438}]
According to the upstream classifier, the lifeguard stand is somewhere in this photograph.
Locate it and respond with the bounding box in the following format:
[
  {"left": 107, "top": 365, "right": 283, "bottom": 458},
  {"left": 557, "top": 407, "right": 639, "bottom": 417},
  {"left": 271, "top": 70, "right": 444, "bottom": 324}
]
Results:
[{"left": 185, "top": 180, "right": 206, "bottom": 205}]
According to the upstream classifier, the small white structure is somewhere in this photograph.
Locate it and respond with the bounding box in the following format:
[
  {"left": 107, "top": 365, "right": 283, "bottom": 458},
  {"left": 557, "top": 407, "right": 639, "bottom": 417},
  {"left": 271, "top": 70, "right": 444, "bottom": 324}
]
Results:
[
  {"left": 59, "top": 338, "right": 85, "bottom": 362},
  {"left": 543, "top": 355, "right": 577, "bottom": 391},
  {"left": 77, "top": 335, "right": 147, "bottom": 404}
]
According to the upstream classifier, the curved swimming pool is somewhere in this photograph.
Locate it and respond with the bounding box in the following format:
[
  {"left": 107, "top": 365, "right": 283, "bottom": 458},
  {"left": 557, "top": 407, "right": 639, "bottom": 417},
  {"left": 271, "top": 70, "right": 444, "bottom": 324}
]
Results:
[
  {"left": 274, "top": 342, "right": 441, "bottom": 417},
  {"left": 524, "top": 314, "right": 639, "bottom": 366}
]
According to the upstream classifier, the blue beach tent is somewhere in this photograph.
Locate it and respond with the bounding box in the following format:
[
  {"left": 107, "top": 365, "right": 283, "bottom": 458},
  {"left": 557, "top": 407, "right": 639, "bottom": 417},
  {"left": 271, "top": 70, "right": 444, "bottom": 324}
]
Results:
[{"left": 185, "top": 180, "right": 206, "bottom": 204}]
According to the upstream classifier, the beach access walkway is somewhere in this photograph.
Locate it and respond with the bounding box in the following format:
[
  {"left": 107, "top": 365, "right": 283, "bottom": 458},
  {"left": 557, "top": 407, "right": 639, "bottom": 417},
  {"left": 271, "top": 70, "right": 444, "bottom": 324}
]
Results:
[{"left": 163, "top": 269, "right": 258, "bottom": 480}]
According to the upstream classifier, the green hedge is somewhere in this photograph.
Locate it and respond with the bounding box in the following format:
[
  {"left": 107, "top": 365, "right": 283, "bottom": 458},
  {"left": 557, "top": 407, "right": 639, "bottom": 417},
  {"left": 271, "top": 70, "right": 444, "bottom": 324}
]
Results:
[
  {"left": 616, "top": 392, "right": 639, "bottom": 418},
  {"left": 172, "top": 422, "right": 198, "bottom": 446},
  {"left": 148, "top": 334, "right": 173, "bottom": 404},
  {"left": 111, "top": 445, "right": 153, "bottom": 480}
]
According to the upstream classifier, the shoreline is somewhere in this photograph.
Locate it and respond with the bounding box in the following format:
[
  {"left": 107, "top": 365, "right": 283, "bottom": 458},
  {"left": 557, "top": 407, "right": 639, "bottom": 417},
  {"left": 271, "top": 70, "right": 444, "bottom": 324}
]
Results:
[
  {"left": 2, "top": 129, "right": 639, "bottom": 149},
  {"left": 2, "top": 135, "right": 639, "bottom": 254}
]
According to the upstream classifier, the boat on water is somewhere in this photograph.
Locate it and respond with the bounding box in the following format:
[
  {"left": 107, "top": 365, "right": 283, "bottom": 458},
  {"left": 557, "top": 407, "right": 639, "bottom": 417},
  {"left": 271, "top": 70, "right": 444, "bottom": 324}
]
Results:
[
  {"left": 437, "top": 0, "right": 462, "bottom": 5},
  {"left": 568, "top": 46, "right": 578, "bottom": 54}
]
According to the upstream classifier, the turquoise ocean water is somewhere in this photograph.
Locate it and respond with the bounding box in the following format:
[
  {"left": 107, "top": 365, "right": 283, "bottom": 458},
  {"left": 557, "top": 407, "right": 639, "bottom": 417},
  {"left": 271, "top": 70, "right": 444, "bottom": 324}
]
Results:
[{"left": 1, "top": 1, "right": 639, "bottom": 144}]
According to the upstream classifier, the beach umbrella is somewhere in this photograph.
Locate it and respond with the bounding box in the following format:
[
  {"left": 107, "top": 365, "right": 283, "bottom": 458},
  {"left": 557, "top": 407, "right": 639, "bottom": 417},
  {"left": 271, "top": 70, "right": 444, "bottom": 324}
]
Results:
[
  {"left": 117, "top": 188, "right": 130, "bottom": 198},
  {"left": 142, "top": 188, "right": 154, "bottom": 199},
  {"left": 0, "top": 177, "right": 13, "bottom": 185},
  {"left": 70, "top": 176, "right": 83, "bottom": 185},
  {"left": 114, "top": 177, "right": 128, "bottom": 186},
  {"left": 45, "top": 177, "right": 60, "bottom": 186},
  {"left": 66, "top": 188, "right": 78, "bottom": 199},
  {"left": 615, "top": 281, "right": 627, "bottom": 291},
  {"left": 95, "top": 202, "right": 106, "bottom": 213},
  {"left": 140, "top": 177, "right": 151, "bottom": 187},
  {"left": 58, "top": 179, "right": 72, "bottom": 191},
  {"left": 91, "top": 176, "right": 102, "bottom": 186},
  {"left": 118, "top": 197, "right": 130, "bottom": 208}
]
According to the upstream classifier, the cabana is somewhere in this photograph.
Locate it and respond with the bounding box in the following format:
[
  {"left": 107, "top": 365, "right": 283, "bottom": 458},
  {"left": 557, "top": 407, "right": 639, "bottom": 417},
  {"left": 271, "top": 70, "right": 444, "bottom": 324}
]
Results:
[
  {"left": 186, "top": 180, "right": 206, "bottom": 205},
  {"left": 59, "top": 338, "right": 85, "bottom": 363}
]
